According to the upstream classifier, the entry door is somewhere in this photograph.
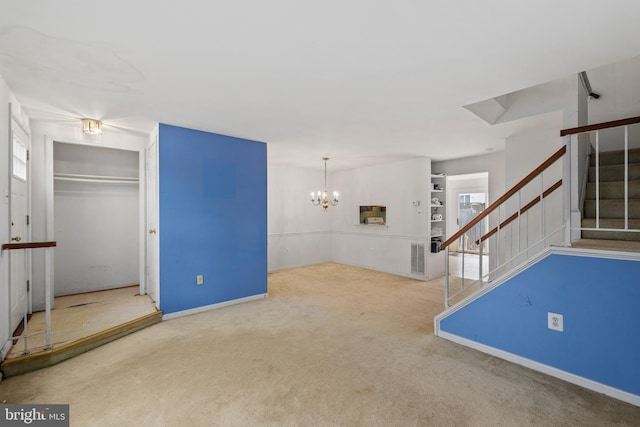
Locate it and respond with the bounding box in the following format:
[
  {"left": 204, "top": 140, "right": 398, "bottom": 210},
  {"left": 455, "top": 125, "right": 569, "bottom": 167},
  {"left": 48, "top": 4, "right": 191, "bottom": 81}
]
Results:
[
  {"left": 145, "top": 138, "right": 159, "bottom": 307},
  {"left": 9, "top": 121, "right": 29, "bottom": 332}
]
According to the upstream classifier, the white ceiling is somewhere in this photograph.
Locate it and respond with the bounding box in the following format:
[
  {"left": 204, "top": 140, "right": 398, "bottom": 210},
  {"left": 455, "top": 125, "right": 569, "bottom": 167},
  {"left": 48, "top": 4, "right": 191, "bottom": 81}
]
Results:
[{"left": 1, "top": 1, "right": 640, "bottom": 170}]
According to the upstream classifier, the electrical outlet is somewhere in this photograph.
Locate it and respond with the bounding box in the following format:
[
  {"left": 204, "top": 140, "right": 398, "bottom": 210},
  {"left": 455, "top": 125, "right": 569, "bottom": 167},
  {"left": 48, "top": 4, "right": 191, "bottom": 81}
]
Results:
[
  {"left": 548, "top": 312, "right": 563, "bottom": 332},
  {"left": 196, "top": 275, "right": 204, "bottom": 285}
]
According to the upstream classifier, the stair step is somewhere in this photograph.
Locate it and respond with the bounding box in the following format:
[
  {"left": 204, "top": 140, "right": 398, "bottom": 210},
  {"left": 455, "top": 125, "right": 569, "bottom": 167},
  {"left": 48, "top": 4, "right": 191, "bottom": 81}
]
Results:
[
  {"left": 580, "top": 218, "right": 640, "bottom": 241},
  {"left": 581, "top": 218, "right": 640, "bottom": 229},
  {"left": 0, "top": 311, "right": 162, "bottom": 377},
  {"left": 585, "top": 181, "right": 640, "bottom": 199},
  {"left": 580, "top": 228, "right": 640, "bottom": 242},
  {"left": 589, "top": 147, "right": 640, "bottom": 166},
  {"left": 583, "top": 199, "right": 640, "bottom": 219},
  {"left": 572, "top": 238, "right": 640, "bottom": 251},
  {"left": 588, "top": 163, "right": 640, "bottom": 182}
]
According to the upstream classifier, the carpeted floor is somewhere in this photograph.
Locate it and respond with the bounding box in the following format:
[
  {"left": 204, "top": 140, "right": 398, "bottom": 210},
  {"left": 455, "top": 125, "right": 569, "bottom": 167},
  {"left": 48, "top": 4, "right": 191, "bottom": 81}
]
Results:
[{"left": 1, "top": 263, "right": 638, "bottom": 426}]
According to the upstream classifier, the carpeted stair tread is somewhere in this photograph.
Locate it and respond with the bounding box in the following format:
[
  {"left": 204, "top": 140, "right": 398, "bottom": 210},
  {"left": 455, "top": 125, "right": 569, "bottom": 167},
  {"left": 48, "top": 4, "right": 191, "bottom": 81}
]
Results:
[
  {"left": 572, "top": 238, "right": 640, "bottom": 251},
  {"left": 581, "top": 216, "right": 640, "bottom": 241},
  {"left": 581, "top": 218, "right": 640, "bottom": 229},
  {"left": 588, "top": 163, "right": 640, "bottom": 182},
  {"left": 585, "top": 181, "right": 640, "bottom": 199},
  {"left": 583, "top": 148, "right": 640, "bottom": 242},
  {"left": 580, "top": 228, "right": 640, "bottom": 242},
  {"left": 583, "top": 199, "right": 640, "bottom": 219},
  {"left": 589, "top": 147, "right": 640, "bottom": 166}
]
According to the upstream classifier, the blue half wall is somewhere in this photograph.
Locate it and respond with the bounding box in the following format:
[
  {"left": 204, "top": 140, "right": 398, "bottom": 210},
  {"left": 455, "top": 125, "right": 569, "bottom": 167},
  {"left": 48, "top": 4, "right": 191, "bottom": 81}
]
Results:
[
  {"left": 158, "top": 124, "right": 267, "bottom": 314},
  {"left": 439, "top": 253, "right": 640, "bottom": 397}
]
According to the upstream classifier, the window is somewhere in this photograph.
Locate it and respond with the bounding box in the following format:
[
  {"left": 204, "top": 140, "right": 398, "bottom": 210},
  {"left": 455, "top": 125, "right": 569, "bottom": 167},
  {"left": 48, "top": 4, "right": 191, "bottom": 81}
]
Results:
[{"left": 12, "top": 133, "right": 27, "bottom": 181}]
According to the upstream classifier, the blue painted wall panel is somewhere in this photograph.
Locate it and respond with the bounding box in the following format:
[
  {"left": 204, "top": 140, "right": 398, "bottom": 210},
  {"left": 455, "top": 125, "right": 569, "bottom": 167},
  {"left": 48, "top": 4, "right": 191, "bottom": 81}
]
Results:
[
  {"left": 158, "top": 123, "right": 267, "bottom": 314},
  {"left": 440, "top": 254, "right": 640, "bottom": 395}
]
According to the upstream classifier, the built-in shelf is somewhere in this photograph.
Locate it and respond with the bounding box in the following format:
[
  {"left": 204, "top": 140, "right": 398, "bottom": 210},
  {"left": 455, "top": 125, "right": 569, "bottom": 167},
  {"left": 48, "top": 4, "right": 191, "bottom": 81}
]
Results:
[{"left": 430, "top": 174, "right": 446, "bottom": 253}]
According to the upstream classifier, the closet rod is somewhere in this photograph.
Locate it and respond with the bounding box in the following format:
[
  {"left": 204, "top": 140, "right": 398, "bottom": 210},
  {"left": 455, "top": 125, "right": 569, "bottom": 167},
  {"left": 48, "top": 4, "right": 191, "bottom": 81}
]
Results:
[{"left": 54, "top": 173, "right": 139, "bottom": 184}]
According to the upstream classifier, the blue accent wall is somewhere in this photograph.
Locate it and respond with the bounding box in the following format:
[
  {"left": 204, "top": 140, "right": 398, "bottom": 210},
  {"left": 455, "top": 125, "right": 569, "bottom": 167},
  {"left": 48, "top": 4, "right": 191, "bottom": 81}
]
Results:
[
  {"left": 158, "top": 124, "right": 267, "bottom": 314},
  {"left": 440, "top": 253, "right": 640, "bottom": 396}
]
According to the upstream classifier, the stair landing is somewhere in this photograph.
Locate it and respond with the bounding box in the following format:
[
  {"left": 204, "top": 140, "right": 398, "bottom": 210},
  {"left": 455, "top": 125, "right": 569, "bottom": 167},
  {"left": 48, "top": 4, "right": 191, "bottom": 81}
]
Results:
[{"left": 1, "top": 286, "right": 162, "bottom": 378}]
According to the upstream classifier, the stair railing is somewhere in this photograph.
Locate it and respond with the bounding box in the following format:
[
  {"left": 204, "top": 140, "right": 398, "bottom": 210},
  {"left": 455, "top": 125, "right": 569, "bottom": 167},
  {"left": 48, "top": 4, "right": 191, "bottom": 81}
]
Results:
[
  {"left": 441, "top": 146, "right": 569, "bottom": 307},
  {"left": 561, "top": 115, "right": 640, "bottom": 240},
  {"left": 2, "top": 241, "right": 56, "bottom": 356},
  {"left": 440, "top": 115, "right": 640, "bottom": 309}
]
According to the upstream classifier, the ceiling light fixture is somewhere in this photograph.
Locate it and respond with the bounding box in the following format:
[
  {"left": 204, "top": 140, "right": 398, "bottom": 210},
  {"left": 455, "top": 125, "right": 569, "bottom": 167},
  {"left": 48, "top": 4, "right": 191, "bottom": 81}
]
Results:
[
  {"left": 311, "top": 157, "right": 339, "bottom": 211},
  {"left": 82, "top": 118, "right": 102, "bottom": 135}
]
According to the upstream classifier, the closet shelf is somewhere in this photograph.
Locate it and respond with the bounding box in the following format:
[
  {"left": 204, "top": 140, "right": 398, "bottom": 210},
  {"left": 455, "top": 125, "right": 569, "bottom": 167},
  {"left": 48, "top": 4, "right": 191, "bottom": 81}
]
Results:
[{"left": 53, "top": 173, "right": 139, "bottom": 184}]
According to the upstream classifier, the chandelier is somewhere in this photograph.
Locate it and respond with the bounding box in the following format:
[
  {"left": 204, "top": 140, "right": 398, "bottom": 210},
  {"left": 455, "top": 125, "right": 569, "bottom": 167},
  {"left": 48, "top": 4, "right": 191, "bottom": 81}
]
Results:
[{"left": 311, "top": 157, "right": 339, "bottom": 211}]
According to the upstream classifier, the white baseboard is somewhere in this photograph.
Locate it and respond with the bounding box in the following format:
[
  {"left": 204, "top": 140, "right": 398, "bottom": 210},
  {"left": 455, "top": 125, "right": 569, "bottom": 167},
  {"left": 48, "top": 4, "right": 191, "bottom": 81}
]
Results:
[
  {"left": 162, "top": 293, "right": 268, "bottom": 321},
  {"left": 437, "top": 330, "right": 640, "bottom": 407}
]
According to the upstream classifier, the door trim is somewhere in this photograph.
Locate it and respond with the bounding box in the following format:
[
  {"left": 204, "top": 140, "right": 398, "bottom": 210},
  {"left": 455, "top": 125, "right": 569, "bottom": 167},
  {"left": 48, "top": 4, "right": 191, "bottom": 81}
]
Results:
[
  {"left": 7, "top": 107, "right": 31, "bottom": 336},
  {"left": 44, "top": 136, "right": 147, "bottom": 301}
]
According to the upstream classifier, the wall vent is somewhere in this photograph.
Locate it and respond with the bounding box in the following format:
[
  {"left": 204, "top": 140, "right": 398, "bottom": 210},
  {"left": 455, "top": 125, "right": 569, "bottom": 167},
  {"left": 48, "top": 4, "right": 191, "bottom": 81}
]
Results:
[{"left": 411, "top": 243, "right": 425, "bottom": 275}]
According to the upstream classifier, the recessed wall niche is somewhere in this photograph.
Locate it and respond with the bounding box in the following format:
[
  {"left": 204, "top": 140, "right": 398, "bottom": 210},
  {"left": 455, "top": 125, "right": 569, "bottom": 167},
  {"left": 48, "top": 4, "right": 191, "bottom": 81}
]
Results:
[{"left": 360, "top": 205, "right": 386, "bottom": 225}]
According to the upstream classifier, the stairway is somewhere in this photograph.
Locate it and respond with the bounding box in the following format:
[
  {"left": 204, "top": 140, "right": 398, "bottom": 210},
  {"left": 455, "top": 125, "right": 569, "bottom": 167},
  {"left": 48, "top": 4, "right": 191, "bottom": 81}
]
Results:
[{"left": 581, "top": 147, "right": 640, "bottom": 242}]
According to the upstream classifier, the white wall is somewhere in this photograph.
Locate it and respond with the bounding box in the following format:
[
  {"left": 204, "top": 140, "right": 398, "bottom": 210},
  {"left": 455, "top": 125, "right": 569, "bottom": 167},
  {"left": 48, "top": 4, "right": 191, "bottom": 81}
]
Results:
[
  {"left": 331, "top": 158, "right": 432, "bottom": 278},
  {"left": 30, "top": 120, "right": 147, "bottom": 310},
  {"left": 268, "top": 163, "right": 332, "bottom": 271},
  {"left": 588, "top": 55, "right": 640, "bottom": 124}
]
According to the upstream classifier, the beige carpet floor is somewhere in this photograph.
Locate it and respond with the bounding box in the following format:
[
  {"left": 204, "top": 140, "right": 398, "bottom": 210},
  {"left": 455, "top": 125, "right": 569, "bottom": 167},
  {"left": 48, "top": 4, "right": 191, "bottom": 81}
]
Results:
[{"left": 1, "top": 263, "right": 638, "bottom": 426}]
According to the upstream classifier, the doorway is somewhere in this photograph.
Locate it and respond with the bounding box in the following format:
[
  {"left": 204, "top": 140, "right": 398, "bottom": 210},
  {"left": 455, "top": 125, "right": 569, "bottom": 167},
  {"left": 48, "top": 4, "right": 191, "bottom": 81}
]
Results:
[
  {"left": 446, "top": 172, "right": 489, "bottom": 280},
  {"left": 52, "top": 142, "right": 140, "bottom": 296},
  {"left": 457, "top": 192, "right": 487, "bottom": 254},
  {"left": 446, "top": 172, "right": 489, "bottom": 253},
  {"left": 9, "top": 118, "right": 30, "bottom": 334}
]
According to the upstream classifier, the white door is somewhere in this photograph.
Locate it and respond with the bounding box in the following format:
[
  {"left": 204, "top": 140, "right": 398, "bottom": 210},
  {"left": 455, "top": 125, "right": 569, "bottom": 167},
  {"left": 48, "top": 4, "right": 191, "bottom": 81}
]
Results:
[
  {"left": 145, "top": 137, "right": 159, "bottom": 307},
  {"left": 9, "top": 120, "right": 29, "bottom": 333}
]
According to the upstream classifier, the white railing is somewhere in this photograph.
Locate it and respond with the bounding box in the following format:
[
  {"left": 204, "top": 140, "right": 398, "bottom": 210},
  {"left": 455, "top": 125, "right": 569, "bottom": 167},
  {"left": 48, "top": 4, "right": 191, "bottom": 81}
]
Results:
[
  {"left": 441, "top": 116, "right": 640, "bottom": 308},
  {"left": 562, "top": 118, "right": 640, "bottom": 240},
  {"left": 2, "top": 242, "right": 56, "bottom": 357},
  {"left": 441, "top": 146, "right": 568, "bottom": 308}
]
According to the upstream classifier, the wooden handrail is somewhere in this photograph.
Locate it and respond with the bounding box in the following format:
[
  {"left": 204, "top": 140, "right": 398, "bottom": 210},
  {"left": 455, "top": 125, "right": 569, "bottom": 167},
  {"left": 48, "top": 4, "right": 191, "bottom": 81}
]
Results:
[
  {"left": 441, "top": 145, "right": 566, "bottom": 250},
  {"left": 560, "top": 115, "right": 640, "bottom": 137},
  {"left": 2, "top": 241, "right": 57, "bottom": 251},
  {"left": 474, "top": 179, "right": 562, "bottom": 244}
]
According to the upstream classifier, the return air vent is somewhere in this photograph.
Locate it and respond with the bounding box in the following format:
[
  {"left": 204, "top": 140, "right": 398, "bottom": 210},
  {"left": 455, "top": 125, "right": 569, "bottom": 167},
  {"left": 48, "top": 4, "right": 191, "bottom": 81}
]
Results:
[{"left": 411, "top": 243, "right": 425, "bottom": 275}]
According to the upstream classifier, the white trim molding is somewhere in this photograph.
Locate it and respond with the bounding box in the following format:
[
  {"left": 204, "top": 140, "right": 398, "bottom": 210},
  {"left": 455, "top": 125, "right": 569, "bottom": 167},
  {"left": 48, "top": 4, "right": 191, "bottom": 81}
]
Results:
[
  {"left": 162, "top": 293, "right": 268, "bottom": 321},
  {"left": 437, "top": 331, "right": 640, "bottom": 407},
  {"left": 434, "top": 246, "right": 640, "bottom": 408}
]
